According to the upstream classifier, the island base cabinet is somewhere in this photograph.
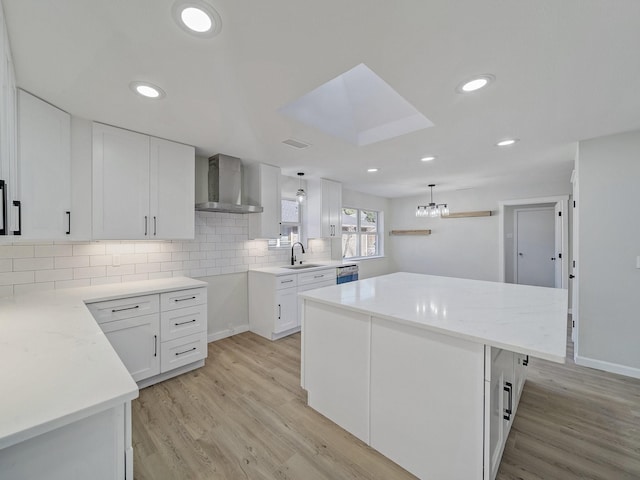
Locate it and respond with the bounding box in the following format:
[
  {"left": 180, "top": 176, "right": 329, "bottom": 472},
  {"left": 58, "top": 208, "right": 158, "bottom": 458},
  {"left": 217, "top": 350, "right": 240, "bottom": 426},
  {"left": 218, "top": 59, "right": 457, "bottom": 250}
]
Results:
[
  {"left": 304, "top": 301, "right": 371, "bottom": 443},
  {"left": 370, "top": 317, "right": 485, "bottom": 480},
  {"left": 0, "top": 403, "right": 130, "bottom": 480}
]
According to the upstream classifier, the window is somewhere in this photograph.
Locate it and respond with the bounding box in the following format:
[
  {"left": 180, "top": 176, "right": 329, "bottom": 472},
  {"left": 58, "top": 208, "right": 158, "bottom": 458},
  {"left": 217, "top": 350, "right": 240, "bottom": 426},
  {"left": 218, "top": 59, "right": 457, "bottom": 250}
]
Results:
[
  {"left": 342, "top": 208, "right": 380, "bottom": 258},
  {"left": 269, "top": 198, "right": 301, "bottom": 248}
]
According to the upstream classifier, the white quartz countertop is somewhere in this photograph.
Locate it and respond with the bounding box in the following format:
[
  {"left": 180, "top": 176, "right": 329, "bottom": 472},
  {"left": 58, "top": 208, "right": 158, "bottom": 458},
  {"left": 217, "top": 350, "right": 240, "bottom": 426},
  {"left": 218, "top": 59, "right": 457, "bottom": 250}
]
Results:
[
  {"left": 250, "top": 260, "right": 357, "bottom": 276},
  {"left": 0, "top": 276, "right": 206, "bottom": 450},
  {"left": 299, "top": 272, "right": 568, "bottom": 363}
]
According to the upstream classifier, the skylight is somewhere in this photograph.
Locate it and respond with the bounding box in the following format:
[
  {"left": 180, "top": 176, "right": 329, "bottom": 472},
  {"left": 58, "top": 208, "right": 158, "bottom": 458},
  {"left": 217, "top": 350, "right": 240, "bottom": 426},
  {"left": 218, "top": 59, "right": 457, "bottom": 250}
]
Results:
[{"left": 278, "top": 63, "right": 434, "bottom": 146}]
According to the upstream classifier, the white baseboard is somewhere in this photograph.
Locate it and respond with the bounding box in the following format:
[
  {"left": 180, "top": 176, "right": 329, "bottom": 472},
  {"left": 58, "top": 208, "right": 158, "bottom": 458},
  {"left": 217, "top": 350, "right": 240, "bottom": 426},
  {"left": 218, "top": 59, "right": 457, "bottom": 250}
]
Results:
[
  {"left": 574, "top": 355, "right": 640, "bottom": 379},
  {"left": 208, "top": 323, "right": 249, "bottom": 342}
]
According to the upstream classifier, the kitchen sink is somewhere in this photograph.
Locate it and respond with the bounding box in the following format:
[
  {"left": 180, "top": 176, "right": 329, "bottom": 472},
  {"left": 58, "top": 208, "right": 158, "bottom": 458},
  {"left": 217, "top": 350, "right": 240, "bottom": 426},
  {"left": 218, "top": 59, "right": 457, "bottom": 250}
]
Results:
[{"left": 282, "top": 264, "right": 323, "bottom": 270}]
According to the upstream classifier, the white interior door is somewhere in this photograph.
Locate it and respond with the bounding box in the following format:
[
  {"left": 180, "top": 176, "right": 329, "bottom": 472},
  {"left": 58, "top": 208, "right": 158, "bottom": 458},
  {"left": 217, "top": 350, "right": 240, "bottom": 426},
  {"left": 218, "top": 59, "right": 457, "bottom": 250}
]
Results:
[
  {"left": 554, "top": 202, "right": 563, "bottom": 288},
  {"left": 515, "top": 207, "right": 555, "bottom": 287}
]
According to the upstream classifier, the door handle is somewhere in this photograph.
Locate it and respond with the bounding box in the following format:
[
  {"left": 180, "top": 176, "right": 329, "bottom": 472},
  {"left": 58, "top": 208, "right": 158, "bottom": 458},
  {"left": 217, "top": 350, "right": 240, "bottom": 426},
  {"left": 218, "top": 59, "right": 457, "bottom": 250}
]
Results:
[
  {"left": 0, "top": 180, "right": 6, "bottom": 235},
  {"left": 551, "top": 257, "right": 556, "bottom": 261},
  {"left": 66, "top": 211, "right": 71, "bottom": 235},
  {"left": 503, "top": 381, "right": 513, "bottom": 421},
  {"left": 278, "top": 304, "right": 281, "bottom": 319},
  {"left": 153, "top": 216, "right": 157, "bottom": 236},
  {"left": 569, "top": 274, "right": 575, "bottom": 279},
  {"left": 12, "top": 201, "right": 21, "bottom": 235},
  {"left": 518, "top": 252, "right": 523, "bottom": 256},
  {"left": 144, "top": 216, "right": 148, "bottom": 236},
  {"left": 153, "top": 335, "right": 157, "bottom": 357}
]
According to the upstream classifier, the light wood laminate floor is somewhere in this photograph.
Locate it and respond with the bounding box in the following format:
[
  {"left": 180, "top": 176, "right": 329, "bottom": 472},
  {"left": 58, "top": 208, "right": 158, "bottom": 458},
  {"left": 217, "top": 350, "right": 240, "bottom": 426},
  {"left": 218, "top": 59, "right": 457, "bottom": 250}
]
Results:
[{"left": 132, "top": 326, "right": 640, "bottom": 479}]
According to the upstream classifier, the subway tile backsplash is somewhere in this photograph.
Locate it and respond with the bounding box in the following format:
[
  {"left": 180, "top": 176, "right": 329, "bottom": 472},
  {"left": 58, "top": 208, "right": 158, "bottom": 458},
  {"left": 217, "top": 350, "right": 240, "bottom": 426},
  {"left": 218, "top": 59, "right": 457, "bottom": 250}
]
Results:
[{"left": 0, "top": 212, "right": 331, "bottom": 297}]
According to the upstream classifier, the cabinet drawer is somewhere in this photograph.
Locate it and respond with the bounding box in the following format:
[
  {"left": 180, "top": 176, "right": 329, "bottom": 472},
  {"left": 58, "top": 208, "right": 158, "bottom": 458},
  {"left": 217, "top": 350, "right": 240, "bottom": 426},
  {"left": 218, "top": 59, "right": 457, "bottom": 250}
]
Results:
[
  {"left": 275, "top": 274, "right": 298, "bottom": 289},
  {"left": 87, "top": 294, "right": 159, "bottom": 324},
  {"left": 160, "top": 287, "right": 206, "bottom": 311},
  {"left": 161, "top": 304, "right": 207, "bottom": 341},
  {"left": 298, "top": 268, "right": 337, "bottom": 286},
  {"left": 160, "top": 332, "right": 207, "bottom": 373}
]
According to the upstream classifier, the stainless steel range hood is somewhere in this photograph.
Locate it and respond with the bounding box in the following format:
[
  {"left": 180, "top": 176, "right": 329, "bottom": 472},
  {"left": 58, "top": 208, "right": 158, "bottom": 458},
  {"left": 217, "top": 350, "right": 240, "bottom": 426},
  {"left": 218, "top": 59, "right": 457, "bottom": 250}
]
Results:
[{"left": 195, "top": 154, "right": 263, "bottom": 214}]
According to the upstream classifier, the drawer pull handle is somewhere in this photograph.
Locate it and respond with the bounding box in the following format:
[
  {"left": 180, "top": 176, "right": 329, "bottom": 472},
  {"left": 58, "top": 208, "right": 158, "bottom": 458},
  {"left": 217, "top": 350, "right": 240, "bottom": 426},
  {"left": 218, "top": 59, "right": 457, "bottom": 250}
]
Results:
[
  {"left": 522, "top": 355, "right": 529, "bottom": 366},
  {"left": 313, "top": 274, "right": 324, "bottom": 278},
  {"left": 175, "top": 347, "right": 197, "bottom": 356},
  {"left": 281, "top": 279, "right": 294, "bottom": 283},
  {"left": 175, "top": 319, "right": 196, "bottom": 326},
  {"left": 111, "top": 305, "right": 139, "bottom": 313},
  {"left": 174, "top": 296, "right": 196, "bottom": 302}
]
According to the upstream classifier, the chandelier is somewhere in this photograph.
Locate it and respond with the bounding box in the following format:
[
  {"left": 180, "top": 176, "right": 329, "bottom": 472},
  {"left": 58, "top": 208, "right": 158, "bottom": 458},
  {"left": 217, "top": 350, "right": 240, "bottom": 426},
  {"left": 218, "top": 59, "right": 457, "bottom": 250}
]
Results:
[{"left": 416, "top": 184, "right": 449, "bottom": 218}]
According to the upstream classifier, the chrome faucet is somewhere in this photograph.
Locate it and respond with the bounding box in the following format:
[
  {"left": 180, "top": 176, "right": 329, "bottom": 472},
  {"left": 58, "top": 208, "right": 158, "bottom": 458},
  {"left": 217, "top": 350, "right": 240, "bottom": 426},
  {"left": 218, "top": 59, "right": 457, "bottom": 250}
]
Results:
[{"left": 291, "top": 242, "right": 305, "bottom": 265}]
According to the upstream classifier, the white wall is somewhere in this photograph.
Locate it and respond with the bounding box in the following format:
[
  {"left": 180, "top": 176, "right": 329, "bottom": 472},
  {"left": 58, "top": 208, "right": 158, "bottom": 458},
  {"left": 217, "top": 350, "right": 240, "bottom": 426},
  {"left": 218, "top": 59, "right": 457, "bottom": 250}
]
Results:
[
  {"left": 576, "top": 129, "right": 640, "bottom": 376},
  {"left": 341, "top": 188, "right": 394, "bottom": 279},
  {"left": 390, "top": 181, "right": 572, "bottom": 281}
]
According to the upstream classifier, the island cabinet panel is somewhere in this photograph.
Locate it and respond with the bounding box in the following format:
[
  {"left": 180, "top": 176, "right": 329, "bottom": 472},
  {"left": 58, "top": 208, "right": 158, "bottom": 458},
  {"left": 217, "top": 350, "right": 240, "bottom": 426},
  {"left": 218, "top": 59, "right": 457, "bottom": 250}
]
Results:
[
  {"left": 304, "top": 301, "right": 371, "bottom": 443},
  {"left": 369, "top": 317, "right": 486, "bottom": 480}
]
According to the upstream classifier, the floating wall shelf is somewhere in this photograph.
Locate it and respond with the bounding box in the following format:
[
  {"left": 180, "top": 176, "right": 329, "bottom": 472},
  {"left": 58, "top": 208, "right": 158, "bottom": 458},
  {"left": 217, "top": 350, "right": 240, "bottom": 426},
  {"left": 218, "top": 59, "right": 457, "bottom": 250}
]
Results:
[
  {"left": 390, "top": 229, "right": 432, "bottom": 236},
  {"left": 442, "top": 210, "right": 492, "bottom": 219}
]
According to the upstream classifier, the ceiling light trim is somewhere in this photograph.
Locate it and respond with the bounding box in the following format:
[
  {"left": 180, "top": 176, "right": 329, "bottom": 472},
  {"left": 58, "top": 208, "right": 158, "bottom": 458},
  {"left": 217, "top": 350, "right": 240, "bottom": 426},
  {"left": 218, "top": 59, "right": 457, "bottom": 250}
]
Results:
[
  {"left": 129, "top": 81, "right": 166, "bottom": 99},
  {"left": 456, "top": 74, "right": 495, "bottom": 94},
  {"left": 172, "top": 0, "right": 222, "bottom": 38}
]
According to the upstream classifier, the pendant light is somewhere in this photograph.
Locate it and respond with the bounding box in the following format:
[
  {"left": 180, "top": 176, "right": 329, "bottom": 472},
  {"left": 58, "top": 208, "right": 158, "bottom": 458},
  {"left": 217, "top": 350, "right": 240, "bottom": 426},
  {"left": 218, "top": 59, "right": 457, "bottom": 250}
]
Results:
[
  {"left": 416, "top": 184, "right": 449, "bottom": 218},
  {"left": 296, "top": 172, "right": 306, "bottom": 203}
]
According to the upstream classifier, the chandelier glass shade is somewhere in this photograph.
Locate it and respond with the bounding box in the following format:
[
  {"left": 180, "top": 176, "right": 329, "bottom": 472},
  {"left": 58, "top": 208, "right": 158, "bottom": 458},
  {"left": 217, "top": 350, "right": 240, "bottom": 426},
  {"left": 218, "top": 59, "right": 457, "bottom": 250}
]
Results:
[
  {"left": 416, "top": 184, "right": 449, "bottom": 218},
  {"left": 296, "top": 172, "right": 306, "bottom": 203}
]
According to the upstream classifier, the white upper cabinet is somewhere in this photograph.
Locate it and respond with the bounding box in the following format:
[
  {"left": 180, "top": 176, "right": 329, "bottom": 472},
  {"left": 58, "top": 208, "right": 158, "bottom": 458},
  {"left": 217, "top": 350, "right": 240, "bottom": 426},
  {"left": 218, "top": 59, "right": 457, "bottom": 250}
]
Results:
[
  {"left": 17, "top": 90, "right": 71, "bottom": 239},
  {"left": 92, "top": 123, "right": 195, "bottom": 240},
  {"left": 93, "top": 123, "right": 150, "bottom": 240},
  {"left": 306, "top": 178, "right": 342, "bottom": 238},
  {"left": 149, "top": 137, "right": 195, "bottom": 239},
  {"left": 246, "top": 162, "right": 281, "bottom": 240}
]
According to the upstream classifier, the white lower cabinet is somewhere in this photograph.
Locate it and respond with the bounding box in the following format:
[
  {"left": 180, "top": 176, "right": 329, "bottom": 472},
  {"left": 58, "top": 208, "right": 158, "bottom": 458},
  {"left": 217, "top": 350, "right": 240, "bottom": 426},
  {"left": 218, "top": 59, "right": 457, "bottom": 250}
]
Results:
[
  {"left": 87, "top": 286, "right": 208, "bottom": 387},
  {"left": 100, "top": 314, "right": 160, "bottom": 382},
  {"left": 249, "top": 267, "right": 337, "bottom": 340}
]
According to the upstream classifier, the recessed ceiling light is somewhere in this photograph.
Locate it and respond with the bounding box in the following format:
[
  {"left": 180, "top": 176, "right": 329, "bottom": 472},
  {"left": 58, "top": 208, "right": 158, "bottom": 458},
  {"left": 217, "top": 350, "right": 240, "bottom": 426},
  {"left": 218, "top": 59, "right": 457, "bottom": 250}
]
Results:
[
  {"left": 496, "top": 138, "right": 519, "bottom": 147},
  {"left": 130, "top": 81, "right": 166, "bottom": 99},
  {"left": 457, "top": 74, "right": 495, "bottom": 93},
  {"left": 367, "top": 168, "right": 379, "bottom": 173},
  {"left": 421, "top": 156, "right": 436, "bottom": 162},
  {"left": 172, "top": 1, "right": 222, "bottom": 37}
]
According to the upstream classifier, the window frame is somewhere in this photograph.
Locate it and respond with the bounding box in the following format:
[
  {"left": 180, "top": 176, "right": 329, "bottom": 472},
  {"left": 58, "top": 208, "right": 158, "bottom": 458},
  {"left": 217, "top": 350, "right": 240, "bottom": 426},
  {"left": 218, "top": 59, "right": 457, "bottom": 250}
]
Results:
[
  {"left": 341, "top": 206, "right": 383, "bottom": 259},
  {"left": 268, "top": 197, "right": 302, "bottom": 249}
]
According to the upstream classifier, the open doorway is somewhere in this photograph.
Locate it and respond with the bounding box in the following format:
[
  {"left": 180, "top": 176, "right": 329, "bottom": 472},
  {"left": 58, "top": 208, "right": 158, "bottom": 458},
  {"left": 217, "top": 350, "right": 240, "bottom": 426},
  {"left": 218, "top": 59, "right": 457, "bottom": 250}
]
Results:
[{"left": 498, "top": 196, "right": 569, "bottom": 289}]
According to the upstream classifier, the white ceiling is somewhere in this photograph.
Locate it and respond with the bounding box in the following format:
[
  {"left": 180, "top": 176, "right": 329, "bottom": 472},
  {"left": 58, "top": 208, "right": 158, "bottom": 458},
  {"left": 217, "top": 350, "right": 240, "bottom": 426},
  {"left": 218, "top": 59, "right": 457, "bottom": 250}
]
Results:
[{"left": 3, "top": 0, "right": 640, "bottom": 198}]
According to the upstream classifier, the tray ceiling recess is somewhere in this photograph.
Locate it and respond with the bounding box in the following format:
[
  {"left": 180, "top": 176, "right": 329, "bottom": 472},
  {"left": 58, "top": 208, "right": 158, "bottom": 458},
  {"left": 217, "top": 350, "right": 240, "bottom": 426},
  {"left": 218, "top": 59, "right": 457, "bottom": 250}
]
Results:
[{"left": 278, "top": 63, "right": 434, "bottom": 146}]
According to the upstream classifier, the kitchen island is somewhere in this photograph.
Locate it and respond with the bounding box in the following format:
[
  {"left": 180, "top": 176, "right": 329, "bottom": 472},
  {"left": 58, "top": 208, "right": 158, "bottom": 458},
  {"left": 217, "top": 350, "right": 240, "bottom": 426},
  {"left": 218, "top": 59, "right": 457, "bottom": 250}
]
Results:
[{"left": 299, "top": 272, "right": 567, "bottom": 480}]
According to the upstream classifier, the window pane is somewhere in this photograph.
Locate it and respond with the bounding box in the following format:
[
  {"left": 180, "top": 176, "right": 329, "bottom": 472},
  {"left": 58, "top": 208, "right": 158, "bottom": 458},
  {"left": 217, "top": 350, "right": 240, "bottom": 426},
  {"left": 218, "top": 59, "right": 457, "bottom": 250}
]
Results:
[
  {"left": 342, "top": 233, "right": 358, "bottom": 258},
  {"left": 342, "top": 208, "right": 358, "bottom": 232},
  {"left": 360, "top": 234, "right": 378, "bottom": 257},
  {"left": 279, "top": 225, "right": 299, "bottom": 246},
  {"left": 360, "top": 210, "right": 377, "bottom": 233},
  {"left": 281, "top": 199, "right": 300, "bottom": 223}
]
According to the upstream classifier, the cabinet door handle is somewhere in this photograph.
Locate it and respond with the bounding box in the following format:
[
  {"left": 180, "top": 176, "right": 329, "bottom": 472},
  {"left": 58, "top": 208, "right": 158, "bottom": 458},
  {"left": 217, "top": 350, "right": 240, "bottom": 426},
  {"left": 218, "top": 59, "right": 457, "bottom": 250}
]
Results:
[
  {"left": 281, "top": 279, "right": 294, "bottom": 284},
  {"left": 111, "top": 305, "right": 140, "bottom": 313},
  {"left": 174, "top": 296, "right": 196, "bottom": 303},
  {"left": 0, "top": 180, "right": 6, "bottom": 235},
  {"left": 153, "top": 335, "right": 157, "bottom": 357},
  {"left": 144, "top": 216, "right": 148, "bottom": 236},
  {"left": 153, "top": 216, "right": 157, "bottom": 236},
  {"left": 12, "top": 200, "right": 21, "bottom": 235},
  {"left": 503, "top": 381, "right": 513, "bottom": 421},
  {"left": 66, "top": 211, "right": 71, "bottom": 235},
  {"left": 175, "top": 319, "right": 196, "bottom": 326},
  {"left": 175, "top": 347, "right": 196, "bottom": 356},
  {"left": 278, "top": 304, "right": 281, "bottom": 319},
  {"left": 522, "top": 355, "right": 529, "bottom": 366}
]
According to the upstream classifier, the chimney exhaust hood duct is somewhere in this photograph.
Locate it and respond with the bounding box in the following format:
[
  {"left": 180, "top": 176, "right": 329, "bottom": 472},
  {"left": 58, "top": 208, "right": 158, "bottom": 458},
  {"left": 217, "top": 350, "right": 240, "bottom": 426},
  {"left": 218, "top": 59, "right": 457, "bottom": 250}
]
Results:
[{"left": 195, "top": 154, "right": 264, "bottom": 214}]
